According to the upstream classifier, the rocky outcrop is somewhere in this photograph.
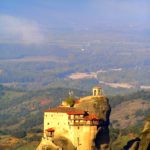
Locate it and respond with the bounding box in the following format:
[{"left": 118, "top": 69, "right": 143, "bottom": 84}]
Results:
[
  {"left": 124, "top": 117, "right": 150, "bottom": 150},
  {"left": 74, "top": 95, "right": 111, "bottom": 150},
  {"left": 37, "top": 136, "right": 76, "bottom": 150},
  {"left": 37, "top": 87, "right": 111, "bottom": 150}
]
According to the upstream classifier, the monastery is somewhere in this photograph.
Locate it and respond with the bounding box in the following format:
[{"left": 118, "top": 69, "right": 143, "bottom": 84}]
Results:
[{"left": 37, "top": 86, "right": 110, "bottom": 150}]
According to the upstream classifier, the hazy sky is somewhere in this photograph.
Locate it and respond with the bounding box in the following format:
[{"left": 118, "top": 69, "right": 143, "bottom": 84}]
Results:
[{"left": 0, "top": 0, "right": 150, "bottom": 44}]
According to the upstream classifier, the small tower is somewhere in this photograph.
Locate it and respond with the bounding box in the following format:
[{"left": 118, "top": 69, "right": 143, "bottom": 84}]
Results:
[{"left": 92, "top": 86, "right": 102, "bottom": 96}]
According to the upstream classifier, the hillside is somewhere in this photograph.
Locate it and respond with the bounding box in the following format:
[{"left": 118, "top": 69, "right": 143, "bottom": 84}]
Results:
[
  {"left": 0, "top": 85, "right": 88, "bottom": 132},
  {"left": 124, "top": 117, "right": 150, "bottom": 150},
  {"left": 111, "top": 100, "right": 150, "bottom": 128},
  {"left": 1, "top": 85, "right": 150, "bottom": 149},
  {"left": 1, "top": 85, "right": 150, "bottom": 132},
  {"left": 0, "top": 85, "right": 90, "bottom": 149},
  {"left": 0, "top": 134, "right": 40, "bottom": 150},
  {"left": 109, "top": 90, "right": 150, "bottom": 129}
]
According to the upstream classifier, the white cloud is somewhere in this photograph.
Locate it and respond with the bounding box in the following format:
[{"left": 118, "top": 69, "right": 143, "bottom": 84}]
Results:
[{"left": 0, "top": 14, "right": 45, "bottom": 44}]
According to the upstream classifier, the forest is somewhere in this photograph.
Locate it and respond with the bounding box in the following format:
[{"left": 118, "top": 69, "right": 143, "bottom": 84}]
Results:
[{"left": 0, "top": 84, "right": 150, "bottom": 149}]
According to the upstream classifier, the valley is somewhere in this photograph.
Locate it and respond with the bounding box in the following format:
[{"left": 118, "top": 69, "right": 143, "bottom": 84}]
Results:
[
  {"left": 0, "top": 27, "right": 150, "bottom": 94},
  {"left": 0, "top": 84, "right": 150, "bottom": 149}
]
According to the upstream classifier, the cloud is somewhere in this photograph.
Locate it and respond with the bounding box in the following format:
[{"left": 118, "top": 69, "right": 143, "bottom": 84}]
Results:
[{"left": 0, "top": 14, "right": 45, "bottom": 44}]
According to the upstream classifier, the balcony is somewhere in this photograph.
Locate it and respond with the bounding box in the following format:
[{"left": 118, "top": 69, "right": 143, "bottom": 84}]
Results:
[
  {"left": 69, "top": 115, "right": 84, "bottom": 120},
  {"left": 68, "top": 120, "right": 99, "bottom": 126}
]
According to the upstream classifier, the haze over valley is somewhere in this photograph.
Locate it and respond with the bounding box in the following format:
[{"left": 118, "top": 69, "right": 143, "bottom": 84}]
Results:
[
  {"left": 1, "top": 1, "right": 150, "bottom": 150},
  {"left": 0, "top": 28, "right": 150, "bottom": 94},
  {"left": 0, "top": 0, "right": 150, "bottom": 94}
]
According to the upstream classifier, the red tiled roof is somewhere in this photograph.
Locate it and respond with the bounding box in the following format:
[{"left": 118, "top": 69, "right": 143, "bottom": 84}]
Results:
[
  {"left": 84, "top": 114, "right": 99, "bottom": 121},
  {"left": 45, "top": 107, "right": 85, "bottom": 115},
  {"left": 45, "top": 107, "right": 99, "bottom": 120},
  {"left": 46, "top": 128, "right": 55, "bottom": 132},
  {"left": 67, "top": 111, "right": 85, "bottom": 115}
]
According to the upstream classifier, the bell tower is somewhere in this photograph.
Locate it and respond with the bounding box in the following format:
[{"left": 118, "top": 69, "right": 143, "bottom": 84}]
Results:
[{"left": 92, "top": 86, "right": 102, "bottom": 96}]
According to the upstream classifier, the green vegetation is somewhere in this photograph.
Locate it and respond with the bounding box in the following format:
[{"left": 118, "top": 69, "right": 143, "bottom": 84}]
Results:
[
  {"left": 0, "top": 86, "right": 88, "bottom": 133},
  {"left": 0, "top": 134, "right": 40, "bottom": 150},
  {"left": 0, "top": 85, "right": 4, "bottom": 97},
  {"left": 0, "top": 31, "right": 150, "bottom": 94},
  {"left": 0, "top": 84, "right": 150, "bottom": 149},
  {"left": 63, "top": 97, "right": 76, "bottom": 107},
  {"left": 109, "top": 90, "right": 150, "bottom": 108},
  {"left": 110, "top": 126, "right": 142, "bottom": 150},
  {"left": 15, "top": 143, "right": 39, "bottom": 150},
  {"left": 0, "top": 18, "right": 150, "bottom": 150},
  {"left": 111, "top": 134, "right": 131, "bottom": 150}
]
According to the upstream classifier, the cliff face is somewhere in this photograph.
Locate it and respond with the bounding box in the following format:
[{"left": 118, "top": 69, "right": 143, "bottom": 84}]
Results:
[
  {"left": 124, "top": 118, "right": 150, "bottom": 150},
  {"left": 74, "top": 95, "right": 111, "bottom": 150},
  {"left": 37, "top": 136, "right": 76, "bottom": 150},
  {"left": 37, "top": 86, "right": 111, "bottom": 150}
]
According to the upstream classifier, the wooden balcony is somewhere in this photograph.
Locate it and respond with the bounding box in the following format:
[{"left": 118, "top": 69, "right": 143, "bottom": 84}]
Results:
[
  {"left": 68, "top": 115, "right": 84, "bottom": 120},
  {"left": 68, "top": 120, "right": 99, "bottom": 126}
]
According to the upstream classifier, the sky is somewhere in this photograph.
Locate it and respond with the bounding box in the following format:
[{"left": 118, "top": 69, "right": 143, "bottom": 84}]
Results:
[{"left": 0, "top": 0, "right": 150, "bottom": 44}]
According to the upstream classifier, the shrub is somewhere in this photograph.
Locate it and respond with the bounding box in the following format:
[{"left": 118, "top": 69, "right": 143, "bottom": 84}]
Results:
[{"left": 11, "top": 130, "right": 27, "bottom": 138}]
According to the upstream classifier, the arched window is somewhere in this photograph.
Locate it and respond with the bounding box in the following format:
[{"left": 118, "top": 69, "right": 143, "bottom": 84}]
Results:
[{"left": 94, "top": 90, "right": 97, "bottom": 96}]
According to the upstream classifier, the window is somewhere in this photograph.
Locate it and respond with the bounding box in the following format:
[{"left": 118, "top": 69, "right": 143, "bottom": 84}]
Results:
[
  {"left": 71, "top": 115, "right": 74, "bottom": 119},
  {"left": 94, "top": 90, "right": 97, "bottom": 96},
  {"left": 77, "top": 137, "right": 80, "bottom": 146},
  {"left": 75, "top": 115, "right": 79, "bottom": 119}
]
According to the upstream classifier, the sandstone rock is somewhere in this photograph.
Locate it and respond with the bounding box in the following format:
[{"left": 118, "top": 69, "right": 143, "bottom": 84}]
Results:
[
  {"left": 74, "top": 95, "right": 111, "bottom": 150},
  {"left": 37, "top": 87, "right": 111, "bottom": 150},
  {"left": 124, "top": 118, "right": 150, "bottom": 150}
]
